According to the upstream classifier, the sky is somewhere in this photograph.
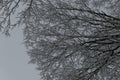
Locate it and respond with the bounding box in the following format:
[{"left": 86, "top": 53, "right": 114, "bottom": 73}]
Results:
[{"left": 0, "top": 28, "right": 40, "bottom": 80}]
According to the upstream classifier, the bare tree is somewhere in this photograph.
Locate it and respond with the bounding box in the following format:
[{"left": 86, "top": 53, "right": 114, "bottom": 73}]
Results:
[{"left": 1, "top": 0, "right": 120, "bottom": 80}]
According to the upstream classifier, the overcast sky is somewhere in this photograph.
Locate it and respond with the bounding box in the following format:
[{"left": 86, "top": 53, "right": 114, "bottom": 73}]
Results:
[{"left": 0, "top": 28, "right": 40, "bottom": 80}]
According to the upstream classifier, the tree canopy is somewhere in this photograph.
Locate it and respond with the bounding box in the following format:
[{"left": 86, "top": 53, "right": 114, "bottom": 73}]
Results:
[{"left": 1, "top": 0, "right": 120, "bottom": 80}]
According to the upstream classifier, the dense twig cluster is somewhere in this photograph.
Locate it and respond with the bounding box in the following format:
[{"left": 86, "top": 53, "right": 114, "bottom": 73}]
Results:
[{"left": 1, "top": 0, "right": 120, "bottom": 80}]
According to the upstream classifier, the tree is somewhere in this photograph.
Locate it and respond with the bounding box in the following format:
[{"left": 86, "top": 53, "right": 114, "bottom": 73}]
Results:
[{"left": 1, "top": 0, "right": 120, "bottom": 80}]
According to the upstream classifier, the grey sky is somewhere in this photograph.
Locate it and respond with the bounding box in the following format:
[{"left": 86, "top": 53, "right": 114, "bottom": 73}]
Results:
[{"left": 0, "top": 28, "right": 40, "bottom": 80}]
